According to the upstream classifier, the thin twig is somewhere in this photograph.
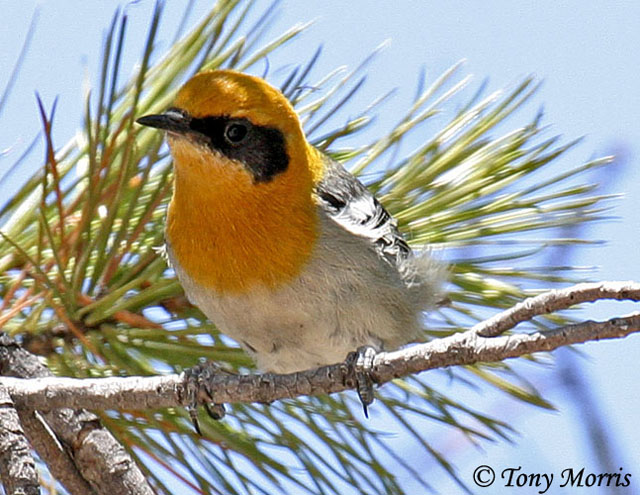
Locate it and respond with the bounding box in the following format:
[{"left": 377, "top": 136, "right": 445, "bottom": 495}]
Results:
[{"left": 472, "top": 281, "right": 640, "bottom": 337}]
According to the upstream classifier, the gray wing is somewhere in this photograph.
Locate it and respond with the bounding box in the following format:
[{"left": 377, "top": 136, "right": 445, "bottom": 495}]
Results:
[{"left": 314, "top": 153, "right": 411, "bottom": 267}]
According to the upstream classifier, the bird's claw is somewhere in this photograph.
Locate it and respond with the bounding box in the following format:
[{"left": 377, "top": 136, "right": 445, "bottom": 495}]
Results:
[
  {"left": 345, "top": 346, "right": 378, "bottom": 418},
  {"left": 183, "top": 361, "right": 227, "bottom": 434},
  {"left": 204, "top": 402, "right": 226, "bottom": 421}
]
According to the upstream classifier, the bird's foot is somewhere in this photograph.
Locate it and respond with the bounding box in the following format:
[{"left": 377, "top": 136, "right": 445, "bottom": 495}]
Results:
[
  {"left": 183, "top": 361, "right": 227, "bottom": 434},
  {"left": 345, "top": 346, "right": 378, "bottom": 418}
]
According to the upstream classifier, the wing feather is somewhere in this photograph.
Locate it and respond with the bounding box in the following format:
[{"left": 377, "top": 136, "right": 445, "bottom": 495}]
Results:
[{"left": 314, "top": 154, "right": 411, "bottom": 267}]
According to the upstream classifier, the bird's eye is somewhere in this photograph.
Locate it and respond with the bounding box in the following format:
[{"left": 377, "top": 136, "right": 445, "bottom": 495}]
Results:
[{"left": 224, "top": 122, "right": 248, "bottom": 144}]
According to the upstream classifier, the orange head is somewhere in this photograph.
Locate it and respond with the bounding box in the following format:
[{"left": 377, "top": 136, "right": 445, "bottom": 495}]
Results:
[{"left": 137, "top": 70, "right": 324, "bottom": 293}]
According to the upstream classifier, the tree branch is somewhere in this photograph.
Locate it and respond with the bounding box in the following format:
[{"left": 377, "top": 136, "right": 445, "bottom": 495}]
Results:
[
  {"left": 0, "top": 335, "right": 155, "bottom": 495},
  {"left": 3, "top": 281, "right": 639, "bottom": 412},
  {"left": 0, "top": 384, "right": 39, "bottom": 495},
  {"left": 16, "top": 409, "right": 93, "bottom": 495},
  {"left": 472, "top": 281, "right": 640, "bottom": 337}
]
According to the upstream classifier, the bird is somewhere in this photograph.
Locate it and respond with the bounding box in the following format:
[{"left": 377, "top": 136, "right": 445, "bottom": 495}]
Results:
[{"left": 136, "top": 70, "right": 444, "bottom": 413}]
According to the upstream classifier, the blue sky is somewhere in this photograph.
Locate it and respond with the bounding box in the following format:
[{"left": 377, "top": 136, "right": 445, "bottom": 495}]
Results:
[{"left": 2, "top": 1, "right": 640, "bottom": 493}]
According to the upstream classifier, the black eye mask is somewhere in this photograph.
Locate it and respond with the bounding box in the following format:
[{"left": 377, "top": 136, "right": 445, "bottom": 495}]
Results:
[{"left": 186, "top": 112, "right": 290, "bottom": 183}]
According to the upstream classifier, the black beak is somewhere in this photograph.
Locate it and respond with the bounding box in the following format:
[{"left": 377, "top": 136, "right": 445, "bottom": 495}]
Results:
[{"left": 136, "top": 110, "right": 190, "bottom": 134}]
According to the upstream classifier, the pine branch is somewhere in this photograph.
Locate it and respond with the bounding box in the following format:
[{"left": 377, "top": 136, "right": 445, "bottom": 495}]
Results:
[
  {"left": 4, "top": 282, "right": 639, "bottom": 412},
  {"left": 0, "top": 335, "right": 154, "bottom": 495},
  {"left": 0, "top": 384, "right": 39, "bottom": 495},
  {"left": 472, "top": 281, "right": 640, "bottom": 337},
  {"left": 15, "top": 410, "right": 93, "bottom": 495}
]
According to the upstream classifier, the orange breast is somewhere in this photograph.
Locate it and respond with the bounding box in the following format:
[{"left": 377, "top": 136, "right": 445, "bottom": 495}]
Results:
[{"left": 166, "top": 138, "right": 318, "bottom": 294}]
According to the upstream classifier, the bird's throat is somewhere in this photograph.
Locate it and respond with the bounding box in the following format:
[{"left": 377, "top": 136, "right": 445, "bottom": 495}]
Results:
[{"left": 166, "top": 143, "right": 318, "bottom": 294}]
